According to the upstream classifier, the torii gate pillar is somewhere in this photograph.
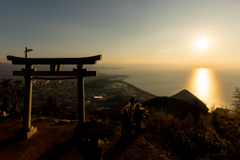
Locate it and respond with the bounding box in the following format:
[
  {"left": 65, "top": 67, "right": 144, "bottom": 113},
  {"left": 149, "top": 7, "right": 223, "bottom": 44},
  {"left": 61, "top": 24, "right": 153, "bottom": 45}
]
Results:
[
  {"left": 77, "top": 64, "right": 85, "bottom": 123},
  {"left": 21, "top": 64, "right": 37, "bottom": 138}
]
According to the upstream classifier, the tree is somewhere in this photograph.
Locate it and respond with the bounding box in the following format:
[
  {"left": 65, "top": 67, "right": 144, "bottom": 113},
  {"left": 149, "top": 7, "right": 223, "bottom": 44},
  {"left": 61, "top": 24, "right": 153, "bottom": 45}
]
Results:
[
  {"left": 0, "top": 79, "right": 24, "bottom": 116},
  {"left": 9, "top": 80, "right": 24, "bottom": 115},
  {"left": 41, "top": 97, "right": 58, "bottom": 117},
  {"left": 41, "top": 97, "right": 72, "bottom": 119},
  {"left": 0, "top": 79, "right": 11, "bottom": 114},
  {"left": 56, "top": 103, "right": 70, "bottom": 119}
]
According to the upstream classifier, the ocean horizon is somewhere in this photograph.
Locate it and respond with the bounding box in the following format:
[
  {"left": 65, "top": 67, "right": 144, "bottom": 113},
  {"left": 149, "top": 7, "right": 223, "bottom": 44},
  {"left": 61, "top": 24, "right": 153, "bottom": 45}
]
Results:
[{"left": 99, "top": 68, "right": 240, "bottom": 109}]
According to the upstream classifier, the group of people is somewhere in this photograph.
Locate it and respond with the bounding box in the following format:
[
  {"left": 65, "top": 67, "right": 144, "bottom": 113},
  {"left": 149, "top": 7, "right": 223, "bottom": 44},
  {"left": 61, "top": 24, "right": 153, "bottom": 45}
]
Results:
[{"left": 121, "top": 102, "right": 146, "bottom": 136}]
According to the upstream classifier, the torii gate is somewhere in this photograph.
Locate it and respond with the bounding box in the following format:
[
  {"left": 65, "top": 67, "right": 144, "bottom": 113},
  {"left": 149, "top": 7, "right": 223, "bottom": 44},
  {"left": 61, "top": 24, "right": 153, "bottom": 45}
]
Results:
[{"left": 7, "top": 55, "right": 102, "bottom": 138}]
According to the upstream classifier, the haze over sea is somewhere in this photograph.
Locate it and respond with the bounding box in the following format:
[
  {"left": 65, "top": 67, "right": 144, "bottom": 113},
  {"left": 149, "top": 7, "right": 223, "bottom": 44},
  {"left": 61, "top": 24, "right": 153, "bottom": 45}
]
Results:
[{"left": 100, "top": 68, "right": 240, "bottom": 109}]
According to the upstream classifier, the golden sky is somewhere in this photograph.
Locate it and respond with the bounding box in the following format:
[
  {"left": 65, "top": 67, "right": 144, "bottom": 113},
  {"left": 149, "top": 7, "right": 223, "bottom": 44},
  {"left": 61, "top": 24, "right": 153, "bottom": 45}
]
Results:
[{"left": 1, "top": 1, "right": 240, "bottom": 69}]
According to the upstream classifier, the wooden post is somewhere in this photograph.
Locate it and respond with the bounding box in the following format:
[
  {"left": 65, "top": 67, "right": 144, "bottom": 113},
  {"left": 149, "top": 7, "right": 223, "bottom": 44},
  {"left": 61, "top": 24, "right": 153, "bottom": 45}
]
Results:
[
  {"left": 23, "top": 64, "right": 33, "bottom": 130},
  {"left": 77, "top": 63, "right": 85, "bottom": 123},
  {"left": 21, "top": 64, "right": 37, "bottom": 138},
  {"left": 25, "top": 47, "right": 27, "bottom": 58}
]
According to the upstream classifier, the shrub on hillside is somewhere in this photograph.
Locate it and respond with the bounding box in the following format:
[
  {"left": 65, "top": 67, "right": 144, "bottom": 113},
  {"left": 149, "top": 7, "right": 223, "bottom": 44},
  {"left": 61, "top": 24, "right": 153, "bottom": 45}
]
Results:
[
  {"left": 56, "top": 103, "right": 70, "bottom": 119},
  {"left": 41, "top": 97, "right": 58, "bottom": 118},
  {"left": 184, "top": 99, "right": 209, "bottom": 124},
  {"left": 86, "top": 106, "right": 122, "bottom": 123},
  {"left": 145, "top": 108, "right": 240, "bottom": 159},
  {"left": 0, "top": 79, "right": 24, "bottom": 116},
  {"left": 211, "top": 110, "right": 240, "bottom": 157},
  {"left": 40, "top": 97, "right": 76, "bottom": 119},
  {"left": 143, "top": 97, "right": 191, "bottom": 119},
  {"left": 232, "top": 87, "right": 240, "bottom": 112}
]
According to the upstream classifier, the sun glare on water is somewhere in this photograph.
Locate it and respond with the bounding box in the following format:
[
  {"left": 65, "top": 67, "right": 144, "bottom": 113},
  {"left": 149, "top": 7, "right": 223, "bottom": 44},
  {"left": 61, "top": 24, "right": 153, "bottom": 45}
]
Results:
[
  {"left": 195, "top": 68, "right": 209, "bottom": 98},
  {"left": 187, "top": 68, "right": 224, "bottom": 108},
  {"left": 187, "top": 68, "right": 213, "bottom": 107}
]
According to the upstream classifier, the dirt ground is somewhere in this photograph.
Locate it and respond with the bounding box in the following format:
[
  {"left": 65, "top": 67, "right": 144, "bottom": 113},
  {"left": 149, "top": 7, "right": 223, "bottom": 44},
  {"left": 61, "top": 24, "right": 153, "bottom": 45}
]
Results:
[
  {"left": 0, "top": 118, "right": 82, "bottom": 160},
  {"left": 0, "top": 118, "right": 164, "bottom": 160}
]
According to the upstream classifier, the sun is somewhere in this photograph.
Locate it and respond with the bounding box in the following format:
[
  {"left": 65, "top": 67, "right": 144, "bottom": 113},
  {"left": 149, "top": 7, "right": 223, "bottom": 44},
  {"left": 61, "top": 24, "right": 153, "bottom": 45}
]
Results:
[{"left": 195, "top": 38, "right": 209, "bottom": 50}]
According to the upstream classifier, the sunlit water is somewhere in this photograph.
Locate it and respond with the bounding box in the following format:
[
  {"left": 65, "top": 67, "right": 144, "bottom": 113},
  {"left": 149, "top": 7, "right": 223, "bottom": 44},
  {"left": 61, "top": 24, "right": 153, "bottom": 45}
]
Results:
[
  {"left": 99, "top": 68, "right": 240, "bottom": 109},
  {"left": 186, "top": 68, "right": 224, "bottom": 108}
]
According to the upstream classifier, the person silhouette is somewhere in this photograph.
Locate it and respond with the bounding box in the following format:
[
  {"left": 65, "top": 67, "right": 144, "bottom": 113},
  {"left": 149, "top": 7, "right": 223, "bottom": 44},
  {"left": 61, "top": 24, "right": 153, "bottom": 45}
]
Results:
[
  {"left": 121, "top": 107, "right": 131, "bottom": 136},
  {"left": 134, "top": 104, "right": 143, "bottom": 134}
]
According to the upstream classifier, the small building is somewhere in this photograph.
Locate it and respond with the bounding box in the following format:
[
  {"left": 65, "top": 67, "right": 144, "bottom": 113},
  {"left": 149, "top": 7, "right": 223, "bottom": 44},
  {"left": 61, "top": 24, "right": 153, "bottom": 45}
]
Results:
[{"left": 94, "top": 95, "right": 103, "bottom": 100}]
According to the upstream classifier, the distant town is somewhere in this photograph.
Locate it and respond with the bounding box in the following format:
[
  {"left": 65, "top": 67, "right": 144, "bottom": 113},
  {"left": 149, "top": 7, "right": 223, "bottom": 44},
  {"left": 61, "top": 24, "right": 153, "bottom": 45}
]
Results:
[{"left": 0, "top": 71, "right": 156, "bottom": 112}]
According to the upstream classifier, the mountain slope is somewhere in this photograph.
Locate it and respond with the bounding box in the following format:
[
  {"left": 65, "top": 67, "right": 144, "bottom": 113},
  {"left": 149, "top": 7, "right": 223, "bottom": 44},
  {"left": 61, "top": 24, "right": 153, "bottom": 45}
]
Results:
[{"left": 171, "top": 89, "right": 208, "bottom": 113}]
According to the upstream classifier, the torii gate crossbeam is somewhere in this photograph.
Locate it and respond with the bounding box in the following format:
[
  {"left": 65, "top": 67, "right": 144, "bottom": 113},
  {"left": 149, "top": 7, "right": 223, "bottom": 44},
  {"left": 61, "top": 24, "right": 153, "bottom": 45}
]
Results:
[{"left": 7, "top": 55, "right": 102, "bottom": 139}]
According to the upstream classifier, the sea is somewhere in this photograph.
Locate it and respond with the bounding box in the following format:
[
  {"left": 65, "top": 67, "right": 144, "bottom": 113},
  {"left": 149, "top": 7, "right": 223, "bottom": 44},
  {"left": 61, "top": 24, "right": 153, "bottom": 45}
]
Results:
[{"left": 99, "top": 68, "right": 240, "bottom": 109}]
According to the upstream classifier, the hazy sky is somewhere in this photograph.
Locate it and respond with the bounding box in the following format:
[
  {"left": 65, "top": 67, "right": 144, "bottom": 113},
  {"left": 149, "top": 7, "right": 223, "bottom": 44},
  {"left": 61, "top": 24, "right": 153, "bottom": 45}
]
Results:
[{"left": 1, "top": 0, "right": 240, "bottom": 69}]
